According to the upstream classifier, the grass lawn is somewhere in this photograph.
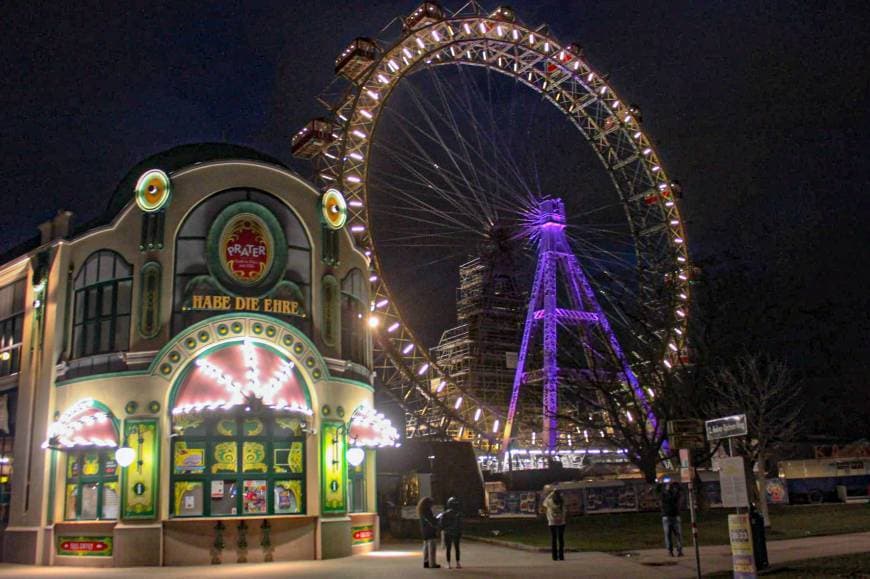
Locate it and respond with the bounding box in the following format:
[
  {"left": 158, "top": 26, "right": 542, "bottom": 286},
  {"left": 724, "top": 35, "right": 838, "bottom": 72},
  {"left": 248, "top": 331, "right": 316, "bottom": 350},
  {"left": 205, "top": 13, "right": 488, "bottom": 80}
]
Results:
[
  {"left": 464, "top": 503, "right": 870, "bottom": 552},
  {"left": 705, "top": 551, "right": 870, "bottom": 577}
]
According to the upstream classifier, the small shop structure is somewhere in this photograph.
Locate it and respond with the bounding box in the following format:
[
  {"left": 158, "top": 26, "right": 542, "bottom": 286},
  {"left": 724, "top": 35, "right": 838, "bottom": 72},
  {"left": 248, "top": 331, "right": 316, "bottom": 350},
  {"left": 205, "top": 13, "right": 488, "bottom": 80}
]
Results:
[{"left": 0, "top": 144, "right": 397, "bottom": 566}]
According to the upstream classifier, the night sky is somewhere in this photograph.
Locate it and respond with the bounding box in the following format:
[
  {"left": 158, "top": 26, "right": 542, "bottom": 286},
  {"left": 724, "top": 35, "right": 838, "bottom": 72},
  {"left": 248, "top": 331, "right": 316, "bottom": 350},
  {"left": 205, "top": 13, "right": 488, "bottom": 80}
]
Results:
[{"left": 2, "top": 2, "right": 868, "bottom": 435}]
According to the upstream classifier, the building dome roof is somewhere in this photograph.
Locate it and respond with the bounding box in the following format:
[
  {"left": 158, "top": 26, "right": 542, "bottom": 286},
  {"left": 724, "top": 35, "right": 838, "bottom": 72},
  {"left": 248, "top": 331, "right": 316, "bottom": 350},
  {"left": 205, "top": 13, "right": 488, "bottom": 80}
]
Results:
[{"left": 103, "top": 143, "right": 289, "bottom": 220}]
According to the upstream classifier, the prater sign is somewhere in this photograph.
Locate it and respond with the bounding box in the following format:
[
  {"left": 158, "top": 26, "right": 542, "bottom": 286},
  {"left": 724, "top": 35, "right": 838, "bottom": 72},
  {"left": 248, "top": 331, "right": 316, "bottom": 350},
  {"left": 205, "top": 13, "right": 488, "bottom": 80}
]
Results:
[{"left": 220, "top": 213, "right": 274, "bottom": 285}]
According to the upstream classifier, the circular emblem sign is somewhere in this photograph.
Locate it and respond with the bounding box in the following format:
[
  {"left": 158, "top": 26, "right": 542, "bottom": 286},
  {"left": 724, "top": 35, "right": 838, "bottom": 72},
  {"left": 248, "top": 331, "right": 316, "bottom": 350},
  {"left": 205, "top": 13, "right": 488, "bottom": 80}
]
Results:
[
  {"left": 321, "top": 188, "right": 348, "bottom": 230},
  {"left": 134, "top": 169, "right": 171, "bottom": 212},
  {"left": 207, "top": 201, "right": 288, "bottom": 296},
  {"left": 220, "top": 213, "right": 274, "bottom": 285}
]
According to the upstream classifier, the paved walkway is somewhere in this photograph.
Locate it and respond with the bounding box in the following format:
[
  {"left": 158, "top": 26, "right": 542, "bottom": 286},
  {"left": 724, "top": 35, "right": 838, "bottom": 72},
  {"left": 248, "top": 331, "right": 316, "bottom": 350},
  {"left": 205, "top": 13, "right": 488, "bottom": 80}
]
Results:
[
  {"left": 627, "top": 530, "right": 870, "bottom": 576},
  {"left": 0, "top": 531, "right": 868, "bottom": 578}
]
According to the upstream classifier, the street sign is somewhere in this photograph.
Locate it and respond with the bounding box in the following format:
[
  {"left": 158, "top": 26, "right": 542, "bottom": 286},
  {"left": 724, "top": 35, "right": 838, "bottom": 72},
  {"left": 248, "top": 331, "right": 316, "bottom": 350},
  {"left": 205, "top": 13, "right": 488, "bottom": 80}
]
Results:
[
  {"left": 706, "top": 414, "right": 748, "bottom": 440},
  {"left": 668, "top": 419, "right": 706, "bottom": 449}
]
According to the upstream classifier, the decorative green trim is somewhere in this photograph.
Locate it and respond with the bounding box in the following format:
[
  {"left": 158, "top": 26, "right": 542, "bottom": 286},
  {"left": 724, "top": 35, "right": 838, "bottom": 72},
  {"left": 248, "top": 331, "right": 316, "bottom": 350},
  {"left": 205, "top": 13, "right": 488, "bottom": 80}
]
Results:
[
  {"left": 47, "top": 448, "right": 57, "bottom": 525},
  {"left": 148, "top": 312, "right": 331, "bottom": 390},
  {"left": 120, "top": 418, "right": 159, "bottom": 520},
  {"left": 56, "top": 535, "right": 113, "bottom": 557},
  {"left": 320, "top": 420, "right": 347, "bottom": 515},
  {"left": 137, "top": 261, "right": 162, "bottom": 339},
  {"left": 56, "top": 370, "right": 147, "bottom": 388},
  {"left": 166, "top": 339, "right": 313, "bottom": 413},
  {"left": 206, "top": 201, "right": 288, "bottom": 297},
  {"left": 332, "top": 377, "right": 375, "bottom": 393}
]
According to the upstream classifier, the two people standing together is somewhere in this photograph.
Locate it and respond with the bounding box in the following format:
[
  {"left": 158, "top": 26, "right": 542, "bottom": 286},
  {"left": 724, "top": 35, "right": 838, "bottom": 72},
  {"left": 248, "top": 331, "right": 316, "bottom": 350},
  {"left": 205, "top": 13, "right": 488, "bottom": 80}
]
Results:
[{"left": 418, "top": 496, "right": 463, "bottom": 569}]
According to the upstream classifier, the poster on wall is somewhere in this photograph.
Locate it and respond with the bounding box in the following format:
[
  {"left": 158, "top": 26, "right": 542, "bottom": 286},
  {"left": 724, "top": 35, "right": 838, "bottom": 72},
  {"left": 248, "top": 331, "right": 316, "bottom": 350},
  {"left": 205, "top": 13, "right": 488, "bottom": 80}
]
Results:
[
  {"left": 765, "top": 478, "right": 789, "bottom": 505},
  {"left": 122, "top": 419, "right": 159, "bottom": 519},
  {"left": 243, "top": 480, "right": 268, "bottom": 514},
  {"left": 174, "top": 444, "right": 204, "bottom": 474},
  {"left": 728, "top": 514, "right": 757, "bottom": 578},
  {"left": 56, "top": 536, "right": 113, "bottom": 557}
]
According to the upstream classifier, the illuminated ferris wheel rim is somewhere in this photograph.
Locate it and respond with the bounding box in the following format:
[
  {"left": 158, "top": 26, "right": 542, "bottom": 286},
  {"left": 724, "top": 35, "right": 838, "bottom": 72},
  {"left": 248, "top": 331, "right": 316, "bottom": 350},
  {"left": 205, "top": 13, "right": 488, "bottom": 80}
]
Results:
[{"left": 306, "top": 4, "right": 691, "bottom": 445}]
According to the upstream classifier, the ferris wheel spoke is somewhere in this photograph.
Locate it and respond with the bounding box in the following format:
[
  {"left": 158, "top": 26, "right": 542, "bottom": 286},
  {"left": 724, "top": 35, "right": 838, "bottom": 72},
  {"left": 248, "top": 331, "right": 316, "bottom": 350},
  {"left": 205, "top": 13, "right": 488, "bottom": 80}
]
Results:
[
  {"left": 369, "top": 173, "right": 490, "bottom": 235},
  {"left": 370, "top": 134, "right": 524, "bottom": 220},
  {"left": 410, "top": 66, "right": 536, "bottom": 208}
]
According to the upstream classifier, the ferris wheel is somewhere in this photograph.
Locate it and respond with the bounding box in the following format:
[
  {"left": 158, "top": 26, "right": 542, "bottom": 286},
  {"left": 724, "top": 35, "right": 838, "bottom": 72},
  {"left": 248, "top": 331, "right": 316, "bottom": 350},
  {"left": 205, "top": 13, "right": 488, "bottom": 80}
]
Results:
[{"left": 293, "top": 2, "right": 691, "bottom": 451}]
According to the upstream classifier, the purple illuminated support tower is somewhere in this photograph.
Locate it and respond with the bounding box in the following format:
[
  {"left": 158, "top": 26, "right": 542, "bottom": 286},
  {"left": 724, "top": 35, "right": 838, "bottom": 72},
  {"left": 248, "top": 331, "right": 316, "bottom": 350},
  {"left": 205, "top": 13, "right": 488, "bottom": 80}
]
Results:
[{"left": 501, "top": 198, "right": 657, "bottom": 454}]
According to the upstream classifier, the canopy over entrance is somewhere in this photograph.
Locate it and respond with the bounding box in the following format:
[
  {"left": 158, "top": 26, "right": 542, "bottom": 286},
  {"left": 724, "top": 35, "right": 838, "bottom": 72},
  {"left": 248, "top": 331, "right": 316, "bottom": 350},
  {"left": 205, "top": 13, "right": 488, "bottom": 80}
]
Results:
[
  {"left": 171, "top": 340, "right": 312, "bottom": 418},
  {"left": 349, "top": 405, "right": 399, "bottom": 448},
  {"left": 43, "top": 398, "right": 119, "bottom": 449}
]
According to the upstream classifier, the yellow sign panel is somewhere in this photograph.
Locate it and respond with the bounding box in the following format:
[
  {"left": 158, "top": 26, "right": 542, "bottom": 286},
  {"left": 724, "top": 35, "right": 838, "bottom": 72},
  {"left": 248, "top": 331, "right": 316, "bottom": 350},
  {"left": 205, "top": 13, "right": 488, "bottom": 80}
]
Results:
[
  {"left": 728, "top": 514, "right": 757, "bottom": 578},
  {"left": 122, "top": 419, "right": 159, "bottom": 519}
]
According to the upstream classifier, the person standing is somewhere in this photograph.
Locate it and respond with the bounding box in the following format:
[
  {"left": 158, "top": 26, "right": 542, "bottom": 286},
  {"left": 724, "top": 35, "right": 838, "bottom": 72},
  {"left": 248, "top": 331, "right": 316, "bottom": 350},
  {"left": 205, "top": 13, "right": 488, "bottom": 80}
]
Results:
[
  {"left": 542, "top": 489, "right": 567, "bottom": 561},
  {"left": 659, "top": 479, "right": 684, "bottom": 557},
  {"left": 437, "top": 496, "right": 463, "bottom": 569},
  {"left": 418, "top": 496, "right": 441, "bottom": 569}
]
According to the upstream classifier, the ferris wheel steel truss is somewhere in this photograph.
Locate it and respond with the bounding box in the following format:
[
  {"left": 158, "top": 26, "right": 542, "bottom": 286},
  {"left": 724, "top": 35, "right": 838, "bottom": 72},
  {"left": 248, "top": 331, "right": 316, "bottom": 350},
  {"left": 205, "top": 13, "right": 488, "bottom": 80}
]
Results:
[{"left": 298, "top": 3, "right": 691, "bottom": 449}]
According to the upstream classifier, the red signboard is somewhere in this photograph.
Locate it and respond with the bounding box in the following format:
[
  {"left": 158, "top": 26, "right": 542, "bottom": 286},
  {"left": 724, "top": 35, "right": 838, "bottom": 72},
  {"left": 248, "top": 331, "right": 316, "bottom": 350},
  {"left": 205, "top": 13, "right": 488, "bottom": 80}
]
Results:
[
  {"left": 220, "top": 214, "right": 273, "bottom": 285},
  {"left": 352, "top": 525, "right": 375, "bottom": 545},
  {"left": 57, "top": 536, "right": 113, "bottom": 557}
]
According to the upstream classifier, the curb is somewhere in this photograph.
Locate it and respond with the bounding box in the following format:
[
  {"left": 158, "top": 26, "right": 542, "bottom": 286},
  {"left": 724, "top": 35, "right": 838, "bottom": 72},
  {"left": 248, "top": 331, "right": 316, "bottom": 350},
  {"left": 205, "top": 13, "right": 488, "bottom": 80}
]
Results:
[{"left": 464, "top": 535, "right": 580, "bottom": 553}]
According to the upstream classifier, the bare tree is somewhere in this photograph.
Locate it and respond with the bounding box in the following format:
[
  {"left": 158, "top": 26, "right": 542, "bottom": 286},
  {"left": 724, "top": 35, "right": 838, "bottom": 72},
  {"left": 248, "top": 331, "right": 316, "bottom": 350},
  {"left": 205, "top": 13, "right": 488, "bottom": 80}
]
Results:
[{"left": 705, "top": 354, "right": 803, "bottom": 526}]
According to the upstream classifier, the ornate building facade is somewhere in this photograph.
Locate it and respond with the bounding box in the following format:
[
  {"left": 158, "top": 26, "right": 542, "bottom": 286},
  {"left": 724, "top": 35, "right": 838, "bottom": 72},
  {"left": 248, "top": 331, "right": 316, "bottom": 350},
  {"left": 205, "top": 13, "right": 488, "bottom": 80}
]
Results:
[{"left": 0, "top": 144, "right": 395, "bottom": 566}]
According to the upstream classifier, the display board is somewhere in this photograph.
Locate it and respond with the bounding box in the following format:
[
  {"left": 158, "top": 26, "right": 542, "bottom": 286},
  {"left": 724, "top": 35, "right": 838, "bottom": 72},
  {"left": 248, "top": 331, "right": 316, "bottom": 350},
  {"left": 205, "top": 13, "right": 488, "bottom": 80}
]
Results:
[{"left": 121, "top": 418, "right": 159, "bottom": 519}]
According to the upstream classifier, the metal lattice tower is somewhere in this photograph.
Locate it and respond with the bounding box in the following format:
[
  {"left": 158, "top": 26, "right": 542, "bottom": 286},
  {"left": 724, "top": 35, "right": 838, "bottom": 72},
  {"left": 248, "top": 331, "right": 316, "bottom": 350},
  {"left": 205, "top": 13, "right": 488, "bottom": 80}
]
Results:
[
  {"left": 501, "top": 198, "right": 656, "bottom": 453},
  {"left": 432, "top": 245, "right": 526, "bottom": 414}
]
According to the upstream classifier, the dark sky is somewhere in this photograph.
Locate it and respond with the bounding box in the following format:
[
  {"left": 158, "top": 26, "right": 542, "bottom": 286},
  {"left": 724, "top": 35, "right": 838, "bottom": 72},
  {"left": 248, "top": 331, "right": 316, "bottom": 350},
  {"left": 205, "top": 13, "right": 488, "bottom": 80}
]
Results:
[{"left": 2, "top": 1, "right": 869, "bottom": 431}]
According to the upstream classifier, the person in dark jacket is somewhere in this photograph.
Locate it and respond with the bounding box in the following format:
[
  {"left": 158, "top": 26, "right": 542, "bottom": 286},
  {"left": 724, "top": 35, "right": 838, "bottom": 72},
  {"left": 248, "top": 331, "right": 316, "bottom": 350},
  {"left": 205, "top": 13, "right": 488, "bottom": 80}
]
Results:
[
  {"left": 659, "top": 479, "right": 684, "bottom": 557},
  {"left": 417, "top": 496, "right": 440, "bottom": 568},
  {"left": 437, "top": 496, "right": 463, "bottom": 569}
]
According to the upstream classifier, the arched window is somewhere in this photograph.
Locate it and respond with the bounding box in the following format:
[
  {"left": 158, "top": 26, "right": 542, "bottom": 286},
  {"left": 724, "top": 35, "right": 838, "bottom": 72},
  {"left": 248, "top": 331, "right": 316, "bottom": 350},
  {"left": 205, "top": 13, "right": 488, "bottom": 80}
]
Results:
[
  {"left": 73, "top": 251, "right": 132, "bottom": 358},
  {"left": 169, "top": 342, "right": 310, "bottom": 518},
  {"left": 341, "top": 269, "right": 367, "bottom": 367}
]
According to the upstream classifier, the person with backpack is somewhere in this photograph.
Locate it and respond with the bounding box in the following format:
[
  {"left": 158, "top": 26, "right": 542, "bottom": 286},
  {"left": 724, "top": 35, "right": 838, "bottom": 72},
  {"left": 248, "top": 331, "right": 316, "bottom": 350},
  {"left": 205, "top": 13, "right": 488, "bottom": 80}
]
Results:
[
  {"left": 418, "top": 496, "right": 441, "bottom": 568},
  {"left": 437, "top": 496, "right": 463, "bottom": 569},
  {"left": 542, "top": 489, "right": 567, "bottom": 561}
]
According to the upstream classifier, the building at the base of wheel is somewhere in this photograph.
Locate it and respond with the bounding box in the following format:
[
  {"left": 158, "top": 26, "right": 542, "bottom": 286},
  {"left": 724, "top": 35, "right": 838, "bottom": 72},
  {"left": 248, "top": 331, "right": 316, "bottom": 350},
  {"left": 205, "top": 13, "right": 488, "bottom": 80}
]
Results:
[{"left": 0, "top": 144, "right": 397, "bottom": 566}]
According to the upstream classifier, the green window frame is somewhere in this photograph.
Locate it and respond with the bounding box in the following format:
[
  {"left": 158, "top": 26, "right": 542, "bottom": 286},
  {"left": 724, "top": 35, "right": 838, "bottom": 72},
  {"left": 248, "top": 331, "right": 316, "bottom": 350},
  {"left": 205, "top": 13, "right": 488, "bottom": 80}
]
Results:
[
  {"left": 72, "top": 250, "right": 133, "bottom": 358},
  {"left": 170, "top": 414, "right": 306, "bottom": 518},
  {"left": 64, "top": 450, "right": 119, "bottom": 520},
  {"left": 348, "top": 453, "right": 367, "bottom": 513},
  {"left": 0, "top": 278, "right": 25, "bottom": 376}
]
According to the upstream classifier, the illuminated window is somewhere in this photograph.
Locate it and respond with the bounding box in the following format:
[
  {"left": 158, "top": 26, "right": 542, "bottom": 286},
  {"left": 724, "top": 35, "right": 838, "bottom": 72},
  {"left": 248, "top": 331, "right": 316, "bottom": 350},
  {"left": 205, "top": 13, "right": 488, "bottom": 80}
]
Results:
[
  {"left": 170, "top": 415, "right": 306, "bottom": 517},
  {"left": 72, "top": 251, "right": 132, "bottom": 358},
  {"left": 348, "top": 452, "right": 367, "bottom": 513},
  {"left": 64, "top": 450, "right": 119, "bottom": 520},
  {"left": 341, "top": 269, "right": 368, "bottom": 367},
  {"left": 0, "top": 279, "right": 25, "bottom": 376}
]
